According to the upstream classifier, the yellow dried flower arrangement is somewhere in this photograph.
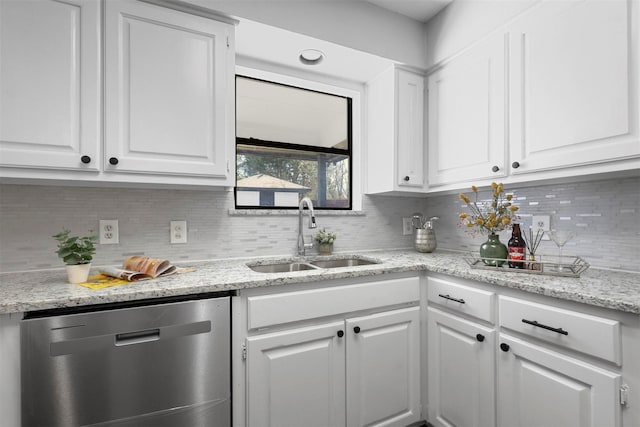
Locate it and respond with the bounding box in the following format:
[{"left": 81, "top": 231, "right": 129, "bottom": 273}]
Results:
[{"left": 458, "top": 182, "right": 519, "bottom": 235}]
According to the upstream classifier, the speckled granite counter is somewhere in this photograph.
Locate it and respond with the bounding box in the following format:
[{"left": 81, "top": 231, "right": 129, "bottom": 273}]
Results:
[{"left": 1, "top": 250, "right": 639, "bottom": 315}]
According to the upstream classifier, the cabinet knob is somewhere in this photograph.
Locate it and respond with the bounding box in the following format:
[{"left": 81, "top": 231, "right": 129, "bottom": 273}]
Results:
[
  {"left": 403, "top": 176, "right": 410, "bottom": 182},
  {"left": 476, "top": 334, "right": 485, "bottom": 342},
  {"left": 500, "top": 343, "right": 510, "bottom": 352},
  {"left": 512, "top": 161, "right": 520, "bottom": 169},
  {"left": 80, "top": 155, "right": 91, "bottom": 164},
  {"left": 337, "top": 330, "right": 344, "bottom": 338},
  {"left": 109, "top": 157, "right": 119, "bottom": 165},
  {"left": 491, "top": 165, "right": 500, "bottom": 173},
  {"left": 353, "top": 326, "right": 361, "bottom": 334}
]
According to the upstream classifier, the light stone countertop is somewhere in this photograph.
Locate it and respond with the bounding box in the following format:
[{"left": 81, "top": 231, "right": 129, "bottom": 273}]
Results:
[{"left": 1, "top": 250, "right": 638, "bottom": 315}]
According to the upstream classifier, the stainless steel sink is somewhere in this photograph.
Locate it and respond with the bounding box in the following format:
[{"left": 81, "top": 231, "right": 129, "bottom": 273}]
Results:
[
  {"left": 247, "top": 256, "right": 381, "bottom": 273},
  {"left": 310, "top": 258, "right": 380, "bottom": 268},
  {"left": 248, "top": 262, "right": 319, "bottom": 273}
]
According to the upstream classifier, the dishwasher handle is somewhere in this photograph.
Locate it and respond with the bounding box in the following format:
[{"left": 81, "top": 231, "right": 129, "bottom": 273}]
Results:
[
  {"left": 116, "top": 328, "right": 160, "bottom": 346},
  {"left": 49, "top": 320, "right": 212, "bottom": 356}
]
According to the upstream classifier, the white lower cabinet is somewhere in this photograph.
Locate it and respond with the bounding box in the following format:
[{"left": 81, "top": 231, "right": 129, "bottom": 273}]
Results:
[
  {"left": 247, "top": 307, "right": 421, "bottom": 427},
  {"left": 426, "top": 274, "right": 636, "bottom": 427},
  {"left": 427, "top": 276, "right": 497, "bottom": 427},
  {"left": 497, "top": 334, "right": 621, "bottom": 427},
  {"left": 241, "top": 276, "right": 422, "bottom": 427},
  {"left": 246, "top": 321, "right": 346, "bottom": 427},
  {"left": 427, "top": 307, "right": 496, "bottom": 427},
  {"left": 345, "top": 308, "right": 421, "bottom": 427}
]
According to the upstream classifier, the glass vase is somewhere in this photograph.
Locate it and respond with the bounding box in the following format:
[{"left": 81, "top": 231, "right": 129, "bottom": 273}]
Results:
[{"left": 479, "top": 233, "right": 508, "bottom": 267}]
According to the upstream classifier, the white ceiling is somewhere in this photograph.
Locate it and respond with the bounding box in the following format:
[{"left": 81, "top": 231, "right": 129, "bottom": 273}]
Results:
[
  {"left": 235, "top": 19, "right": 395, "bottom": 83},
  {"left": 234, "top": 1, "right": 454, "bottom": 83},
  {"left": 366, "top": 0, "right": 452, "bottom": 22}
]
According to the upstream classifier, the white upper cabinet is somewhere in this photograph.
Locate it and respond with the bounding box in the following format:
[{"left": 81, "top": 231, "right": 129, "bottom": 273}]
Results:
[
  {"left": 0, "top": 0, "right": 100, "bottom": 171},
  {"left": 396, "top": 71, "right": 426, "bottom": 188},
  {"left": 425, "top": 0, "right": 640, "bottom": 189},
  {"left": 427, "top": 32, "right": 507, "bottom": 186},
  {"left": 508, "top": 0, "right": 638, "bottom": 174},
  {"left": 104, "top": 0, "right": 234, "bottom": 181},
  {"left": 1, "top": 0, "right": 235, "bottom": 187},
  {"left": 366, "top": 66, "right": 426, "bottom": 194}
]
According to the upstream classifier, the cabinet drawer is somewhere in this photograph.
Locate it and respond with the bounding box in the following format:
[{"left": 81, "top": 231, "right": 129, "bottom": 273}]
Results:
[
  {"left": 499, "top": 296, "right": 621, "bottom": 365},
  {"left": 247, "top": 277, "right": 420, "bottom": 330},
  {"left": 427, "top": 277, "right": 495, "bottom": 323}
]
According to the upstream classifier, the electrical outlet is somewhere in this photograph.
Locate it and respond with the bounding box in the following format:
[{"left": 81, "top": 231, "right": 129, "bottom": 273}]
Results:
[
  {"left": 99, "top": 220, "right": 119, "bottom": 244},
  {"left": 402, "top": 217, "right": 413, "bottom": 235},
  {"left": 532, "top": 215, "right": 550, "bottom": 240},
  {"left": 170, "top": 220, "right": 187, "bottom": 244}
]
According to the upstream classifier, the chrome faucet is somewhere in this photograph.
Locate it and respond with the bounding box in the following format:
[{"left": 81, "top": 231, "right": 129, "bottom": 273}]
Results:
[{"left": 297, "top": 197, "right": 317, "bottom": 256}]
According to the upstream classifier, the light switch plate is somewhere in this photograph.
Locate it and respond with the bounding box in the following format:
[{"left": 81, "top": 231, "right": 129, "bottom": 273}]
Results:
[
  {"left": 170, "top": 221, "right": 187, "bottom": 244},
  {"left": 532, "top": 215, "right": 550, "bottom": 240},
  {"left": 402, "top": 218, "right": 413, "bottom": 235}
]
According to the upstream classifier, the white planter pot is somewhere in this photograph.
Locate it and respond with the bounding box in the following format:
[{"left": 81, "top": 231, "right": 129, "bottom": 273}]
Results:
[{"left": 65, "top": 263, "right": 92, "bottom": 284}]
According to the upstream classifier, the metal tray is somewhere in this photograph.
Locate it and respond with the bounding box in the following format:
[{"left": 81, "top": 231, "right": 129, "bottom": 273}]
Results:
[{"left": 464, "top": 254, "right": 590, "bottom": 278}]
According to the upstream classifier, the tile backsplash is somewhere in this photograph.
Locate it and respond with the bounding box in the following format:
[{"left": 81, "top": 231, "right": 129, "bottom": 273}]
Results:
[
  {"left": 0, "top": 176, "right": 638, "bottom": 273},
  {"left": 425, "top": 176, "right": 640, "bottom": 272},
  {"left": 0, "top": 184, "right": 428, "bottom": 272}
]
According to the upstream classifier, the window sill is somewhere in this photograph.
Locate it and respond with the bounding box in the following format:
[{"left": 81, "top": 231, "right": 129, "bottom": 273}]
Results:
[{"left": 229, "top": 209, "right": 366, "bottom": 217}]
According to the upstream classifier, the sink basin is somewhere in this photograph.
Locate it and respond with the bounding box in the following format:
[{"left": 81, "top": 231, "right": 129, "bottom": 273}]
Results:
[
  {"left": 248, "top": 262, "right": 319, "bottom": 273},
  {"left": 247, "top": 256, "right": 381, "bottom": 273},
  {"left": 310, "top": 258, "right": 380, "bottom": 268}
]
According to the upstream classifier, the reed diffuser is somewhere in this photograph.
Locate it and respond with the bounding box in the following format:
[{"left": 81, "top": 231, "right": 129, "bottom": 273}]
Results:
[{"left": 523, "top": 228, "right": 544, "bottom": 271}]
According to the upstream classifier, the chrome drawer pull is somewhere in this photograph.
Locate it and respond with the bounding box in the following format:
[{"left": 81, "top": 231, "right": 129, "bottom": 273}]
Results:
[
  {"left": 438, "top": 294, "right": 466, "bottom": 304},
  {"left": 522, "top": 319, "right": 568, "bottom": 336}
]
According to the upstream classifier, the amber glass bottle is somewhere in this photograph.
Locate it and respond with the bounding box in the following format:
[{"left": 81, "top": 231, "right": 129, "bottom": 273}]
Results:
[{"left": 508, "top": 223, "right": 526, "bottom": 269}]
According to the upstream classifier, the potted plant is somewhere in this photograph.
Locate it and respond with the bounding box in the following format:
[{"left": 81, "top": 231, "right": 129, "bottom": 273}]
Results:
[
  {"left": 314, "top": 228, "right": 337, "bottom": 255},
  {"left": 53, "top": 228, "right": 97, "bottom": 284},
  {"left": 458, "top": 183, "right": 519, "bottom": 267}
]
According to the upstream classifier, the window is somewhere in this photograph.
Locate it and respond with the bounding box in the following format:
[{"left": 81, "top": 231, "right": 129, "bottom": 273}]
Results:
[{"left": 235, "top": 75, "right": 352, "bottom": 209}]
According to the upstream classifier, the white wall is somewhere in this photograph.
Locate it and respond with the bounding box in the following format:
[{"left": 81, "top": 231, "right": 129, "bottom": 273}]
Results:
[
  {"left": 184, "top": 0, "right": 428, "bottom": 69},
  {"left": 424, "top": 0, "right": 539, "bottom": 68}
]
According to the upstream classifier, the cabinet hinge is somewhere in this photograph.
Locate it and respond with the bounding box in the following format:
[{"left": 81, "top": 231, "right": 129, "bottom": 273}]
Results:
[
  {"left": 226, "top": 36, "right": 230, "bottom": 48},
  {"left": 620, "top": 384, "right": 630, "bottom": 406},
  {"left": 241, "top": 344, "right": 247, "bottom": 361},
  {"left": 226, "top": 160, "right": 230, "bottom": 173}
]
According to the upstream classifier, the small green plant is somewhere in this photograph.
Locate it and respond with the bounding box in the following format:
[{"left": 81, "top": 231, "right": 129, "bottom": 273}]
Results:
[
  {"left": 53, "top": 228, "right": 97, "bottom": 265},
  {"left": 314, "top": 228, "right": 337, "bottom": 245}
]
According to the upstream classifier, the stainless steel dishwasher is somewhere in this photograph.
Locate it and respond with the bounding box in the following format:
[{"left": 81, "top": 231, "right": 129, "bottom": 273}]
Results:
[{"left": 21, "top": 293, "right": 231, "bottom": 427}]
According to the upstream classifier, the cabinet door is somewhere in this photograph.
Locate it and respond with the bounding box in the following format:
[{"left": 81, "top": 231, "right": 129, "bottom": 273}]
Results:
[
  {"left": 346, "top": 307, "right": 421, "bottom": 427},
  {"left": 0, "top": 0, "right": 100, "bottom": 171},
  {"left": 498, "top": 334, "right": 621, "bottom": 427},
  {"left": 509, "top": 0, "right": 639, "bottom": 173},
  {"left": 427, "top": 307, "right": 496, "bottom": 427},
  {"left": 396, "top": 70, "right": 425, "bottom": 189},
  {"left": 104, "top": 0, "right": 233, "bottom": 179},
  {"left": 427, "top": 32, "right": 507, "bottom": 186},
  {"left": 246, "top": 321, "right": 346, "bottom": 427}
]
